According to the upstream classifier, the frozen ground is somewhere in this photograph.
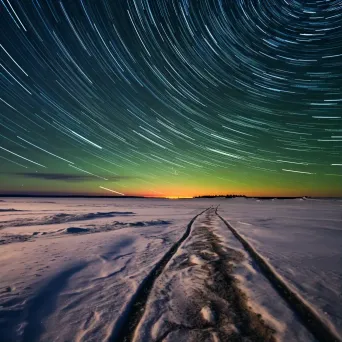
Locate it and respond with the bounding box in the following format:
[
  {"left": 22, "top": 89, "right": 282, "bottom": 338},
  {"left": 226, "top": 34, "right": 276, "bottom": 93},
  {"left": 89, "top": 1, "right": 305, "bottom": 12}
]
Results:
[
  {"left": 0, "top": 197, "right": 341, "bottom": 342},
  {"left": 217, "top": 198, "right": 342, "bottom": 339},
  {"left": 0, "top": 198, "right": 209, "bottom": 342}
]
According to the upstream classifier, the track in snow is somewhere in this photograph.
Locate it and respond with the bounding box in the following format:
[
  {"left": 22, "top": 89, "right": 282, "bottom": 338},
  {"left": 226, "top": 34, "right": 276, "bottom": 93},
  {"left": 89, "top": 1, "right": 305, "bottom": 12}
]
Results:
[
  {"left": 216, "top": 209, "right": 341, "bottom": 342},
  {"left": 110, "top": 206, "right": 341, "bottom": 342},
  {"left": 109, "top": 207, "right": 210, "bottom": 342}
]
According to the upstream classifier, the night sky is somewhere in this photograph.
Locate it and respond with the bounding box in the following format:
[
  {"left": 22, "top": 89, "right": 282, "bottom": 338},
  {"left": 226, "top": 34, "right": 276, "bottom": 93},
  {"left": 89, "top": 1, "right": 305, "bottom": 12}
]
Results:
[{"left": 1, "top": 0, "right": 341, "bottom": 198}]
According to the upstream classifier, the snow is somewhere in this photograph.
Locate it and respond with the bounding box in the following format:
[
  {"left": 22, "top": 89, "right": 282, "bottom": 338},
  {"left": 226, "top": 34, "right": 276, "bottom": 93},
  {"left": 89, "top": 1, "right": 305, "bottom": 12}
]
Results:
[
  {"left": 0, "top": 197, "right": 341, "bottom": 341},
  {"left": 218, "top": 198, "right": 342, "bottom": 339},
  {"left": 200, "top": 306, "right": 216, "bottom": 324},
  {"left": 0, "top": 198, "right": 208, "bottom": 342},
  {"left": 133, "top": 207, "right": 315, "bottom": 342}
]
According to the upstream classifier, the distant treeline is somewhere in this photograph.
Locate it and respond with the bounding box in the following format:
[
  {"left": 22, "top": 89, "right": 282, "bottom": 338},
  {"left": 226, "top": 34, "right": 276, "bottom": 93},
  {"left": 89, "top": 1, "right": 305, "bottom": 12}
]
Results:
[
  {"left": 194, "top": 194, "right": 247, "bottom": 198},
  {"left": 194, "top": 195, "right": 311, "bottom": 200},
  {"left": 0, "top": 194, "right": 147, "bottom": 198}
]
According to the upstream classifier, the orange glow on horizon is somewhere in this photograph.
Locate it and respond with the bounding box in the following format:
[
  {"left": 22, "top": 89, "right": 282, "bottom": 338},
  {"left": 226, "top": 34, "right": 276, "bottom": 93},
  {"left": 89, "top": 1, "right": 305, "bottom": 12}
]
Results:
[{"left": 1, "top": 184, "right": 341, "bottom": 198}]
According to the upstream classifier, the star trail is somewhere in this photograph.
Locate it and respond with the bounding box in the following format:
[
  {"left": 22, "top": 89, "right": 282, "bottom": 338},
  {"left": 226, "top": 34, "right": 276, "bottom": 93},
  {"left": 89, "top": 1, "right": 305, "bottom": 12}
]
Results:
[{"left": 0, "top": 0, "right": 341, "bottom": 197}]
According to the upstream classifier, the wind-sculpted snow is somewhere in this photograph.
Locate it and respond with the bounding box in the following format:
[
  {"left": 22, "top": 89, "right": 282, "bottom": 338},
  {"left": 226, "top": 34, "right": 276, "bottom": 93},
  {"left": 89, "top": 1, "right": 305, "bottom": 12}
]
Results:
[
  {"left": 0, "top": 209, "right": 23, "bottom": 212},
  {"left": 63, "top": 220, "right": 172, "bottom": 235},
  {"left": 0, "top": 211, "right": 135, "bottom": 229},
  {"left": 0, "top": 220, "right": 172, "bottom": 245},
  {"left": 0, "top": 198, "right": 340, "bottom": 342},
  {"left": 0, "top": 198, "right": 208, "bottom": 342},
  {"left": 65, "top": 227, "right": 90, "bottom": 234},
  {"left": 0, "top": 233, "right": 31, "bottom": 245}
]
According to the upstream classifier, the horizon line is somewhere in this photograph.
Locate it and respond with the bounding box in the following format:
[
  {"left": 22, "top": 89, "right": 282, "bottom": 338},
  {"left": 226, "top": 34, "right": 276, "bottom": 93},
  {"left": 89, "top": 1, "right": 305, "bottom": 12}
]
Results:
[{"left": 0, "top": 194, "right": 341, "bottom": 199}]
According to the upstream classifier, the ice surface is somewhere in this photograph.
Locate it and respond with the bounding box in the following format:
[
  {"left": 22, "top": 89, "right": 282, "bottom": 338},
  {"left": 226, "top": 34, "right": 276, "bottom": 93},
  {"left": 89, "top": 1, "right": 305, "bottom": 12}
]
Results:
[
  {"left": 134, "top": 207, "right": 315, "bottom": 342},
  {"left": 0, "top": 197, "right": 340, "bottom": 341},
  {"left": 0, "top": 198, "right": 208, "bottom": 341},
  {"left": 218, "top": 198, "right": 342, "bottom": 338}
]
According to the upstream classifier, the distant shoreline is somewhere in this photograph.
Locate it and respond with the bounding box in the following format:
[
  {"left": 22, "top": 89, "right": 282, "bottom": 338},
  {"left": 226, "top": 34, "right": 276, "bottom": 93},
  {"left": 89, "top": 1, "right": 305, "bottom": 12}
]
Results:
[
  {"left": 0, "top": 195, "right": 341, "bottom": 200},
  {"left": 0, "top": 194, "right": 148, "bottom": 199}
]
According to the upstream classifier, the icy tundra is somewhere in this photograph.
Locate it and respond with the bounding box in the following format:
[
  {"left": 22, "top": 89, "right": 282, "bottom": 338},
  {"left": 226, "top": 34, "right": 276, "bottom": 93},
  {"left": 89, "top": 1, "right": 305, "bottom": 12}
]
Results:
[{"left": 0, "top": 197, "right": 341, "bottom": 342}]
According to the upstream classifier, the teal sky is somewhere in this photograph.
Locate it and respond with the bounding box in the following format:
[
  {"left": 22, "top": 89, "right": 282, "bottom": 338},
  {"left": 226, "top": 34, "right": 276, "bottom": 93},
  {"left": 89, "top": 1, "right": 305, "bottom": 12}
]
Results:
[{"left": 1, "top": 1, "right": 341, "bottom": 198}]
